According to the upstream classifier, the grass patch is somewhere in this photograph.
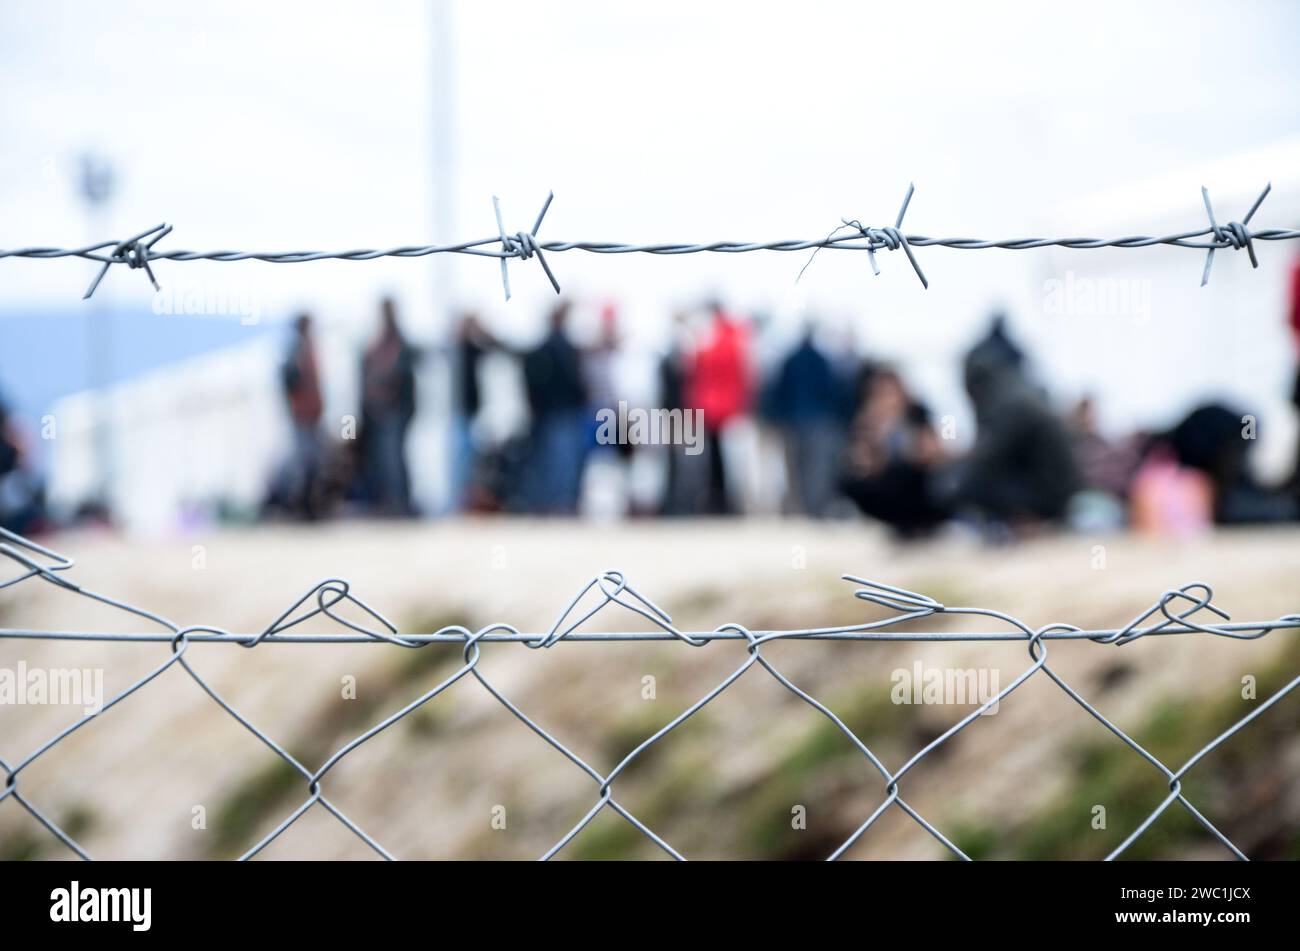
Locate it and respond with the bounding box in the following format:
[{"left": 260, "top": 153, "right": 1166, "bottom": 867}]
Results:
[
  {"left": 731, "top": 683, "right": 914, "bottom": 859},
  {"left": 945, "top": 635, "right": 1300, "bottom": 860},
  {"left": 204, "top": 611, "right": 471, "bottom": 858},
  {"left": 0, "top": 801, "right": 97, "bottom": 860}
]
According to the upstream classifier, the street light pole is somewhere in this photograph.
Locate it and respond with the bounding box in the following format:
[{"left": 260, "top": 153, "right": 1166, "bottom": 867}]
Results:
[
  {"left": 77, "top": 153, "right": 116, "bottom": 519},
  {"left": 424, "top": 0, "right": 459, "bottom": 514}
]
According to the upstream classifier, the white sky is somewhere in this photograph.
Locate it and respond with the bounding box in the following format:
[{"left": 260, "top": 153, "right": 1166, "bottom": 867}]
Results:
[{"left": 2, "top": 0, "right": 1299, "bottom": 437}]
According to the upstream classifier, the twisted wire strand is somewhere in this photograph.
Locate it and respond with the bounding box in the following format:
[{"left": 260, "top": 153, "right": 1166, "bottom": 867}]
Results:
[
  {"left": 2, "top": 184, "right": 1295, "bottom": 301},
  {"left": 1, "top": 525, "right": 1298, "bottom": 861}
]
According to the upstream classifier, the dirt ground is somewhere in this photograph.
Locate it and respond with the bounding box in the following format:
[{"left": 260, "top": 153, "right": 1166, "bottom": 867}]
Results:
[{"left": 1, "top": 519, "right": 1298, "bottom": 860}]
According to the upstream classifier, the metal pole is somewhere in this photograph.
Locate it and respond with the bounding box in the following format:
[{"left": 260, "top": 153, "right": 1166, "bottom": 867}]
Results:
[
  {"left": 423, "top": 0, "right": 458, "bottom": 514},
  {"left": 77, "top": 153, "right": 115, "bottom": 518}
]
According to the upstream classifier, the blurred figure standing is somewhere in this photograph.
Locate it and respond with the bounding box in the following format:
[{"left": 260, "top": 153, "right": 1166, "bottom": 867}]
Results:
[
  {"left": 279, "top": 313, "right": 325, "bottom": 520},
  {"left": 1064, "top": 394, "right": 1145, "bottom": 531},
  {"left": 769, "top": 326, "right": 844, "bottom": 516},
  {"left": 949, "top": 318, "right": 1079, "bottom": 526},
  {"left": 523, "top": 300, "right": 588, "bottom": 515},
  {"left": 658, "top": 312, "right": 695, "bottom": 516},
  {"left": 583, "top": 303, "right": 623, "bottom": 416},
  {"left": 685, "top": 302, "right": 753, "bottom": 515},
  {"left": 451, "top": 312, "right": 494, "bottom": 511},
  {"left": 583, "top": 303, "right": 637, "bottom": 511},
  {"left": 1066, "top": 395, "right": 1143, "bottom": 499},
  {"left": 360, "top": 298, "right": 417, "bottom": 516}
]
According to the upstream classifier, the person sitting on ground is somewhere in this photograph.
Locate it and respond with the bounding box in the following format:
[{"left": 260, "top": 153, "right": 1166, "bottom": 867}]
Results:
[{"left": 840, "top": 367, "right": 947, "bottom": 537}]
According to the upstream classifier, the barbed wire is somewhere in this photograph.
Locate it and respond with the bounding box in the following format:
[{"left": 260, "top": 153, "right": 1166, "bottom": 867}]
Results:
[
  {"left": 1, "top": 525, "right": 1298, "bottom": 861},
  {"left": 2, "top": 183, "right": 1297, "bottom": 302}
]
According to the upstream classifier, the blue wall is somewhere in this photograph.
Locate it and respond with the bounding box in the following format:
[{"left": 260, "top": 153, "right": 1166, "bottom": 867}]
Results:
[{"left": 0, "top": 307, "right": 274, "bottom": 460}]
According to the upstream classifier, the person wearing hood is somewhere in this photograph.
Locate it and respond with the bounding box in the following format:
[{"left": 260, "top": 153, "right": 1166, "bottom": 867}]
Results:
[{"left": 950, "top": 316, "right": 1080, "bottom": 525}]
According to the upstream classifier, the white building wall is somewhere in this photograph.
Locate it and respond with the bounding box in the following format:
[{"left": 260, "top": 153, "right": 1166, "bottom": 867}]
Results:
[{"left": 47, "top": 328, "right": 363, "bottom": 535}]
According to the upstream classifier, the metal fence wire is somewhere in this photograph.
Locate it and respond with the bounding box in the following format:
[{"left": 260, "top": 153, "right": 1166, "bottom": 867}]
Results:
[
  {"left": 2, "top": 182, "right": 1298, "bottom": 300},
  {"left": 1, "top": 526, "right": 1298, "bottom": 861}
]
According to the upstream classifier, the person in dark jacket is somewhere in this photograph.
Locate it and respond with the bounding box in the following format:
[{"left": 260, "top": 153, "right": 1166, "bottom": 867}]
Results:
[
  {"left": 451, "top": 312, "right": 495, "bottom": 511},
  {"left": 1163, "top": 402, "right": 1296, "bottom": 523},
  {"left": 280, "top": 313, "right": 325, "bottom": 519},
  {"left": 360, "top": 297, "right": 418, "bottom": 516},
  {"left": 522, "top": 300, "right": 588, "bottom": 514},
  {"left": 950, "top": 317, "right": 1080, "bottom": 524},
  {"left": 840, "top": 367, "right": 947, "bottom": 536},
  {"left": 657, "top": 312, "right": 697, "bottom": 516},
  {"left": 769, "top": 328, "right": 845, "bottom": 516}
]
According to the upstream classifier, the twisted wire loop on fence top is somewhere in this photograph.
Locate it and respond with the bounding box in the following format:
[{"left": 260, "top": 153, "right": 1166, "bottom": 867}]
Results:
[
  {"left": 1, "top": 527, "right": 1298, "bottom": 861},
  {"left": 3, "top": 183, "right": 1298, "bottom": 302}
]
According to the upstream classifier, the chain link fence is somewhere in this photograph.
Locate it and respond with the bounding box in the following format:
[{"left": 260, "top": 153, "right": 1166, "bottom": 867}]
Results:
[{"left": 2, "top": 526, "right": 1298, "bottom": 860}]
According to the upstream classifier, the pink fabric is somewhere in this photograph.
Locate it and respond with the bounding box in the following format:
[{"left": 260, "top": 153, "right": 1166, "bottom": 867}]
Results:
[{"left": 1130, "top": 447, "right": 1213, "bottom": 537}]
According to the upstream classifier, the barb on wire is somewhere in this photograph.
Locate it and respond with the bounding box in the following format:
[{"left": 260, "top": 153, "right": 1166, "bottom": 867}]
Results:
[
  {"left": 1199, "top": 183, "right": 1270, "bottom": 286},
  {"left": 4, "top": 183, "right": 1298, "bottom": 302},
  {"left": 492, "top": 191, "right": 560, "bottom": 301},
  {"left": 798, "top": 183, "right": 928, "bottom": 288},
  {"left": 1, "top": 523, "right": 1298, "bottom": 861},
  {"left": 82, "top": 222, "right": 172, "bottom": 300}
]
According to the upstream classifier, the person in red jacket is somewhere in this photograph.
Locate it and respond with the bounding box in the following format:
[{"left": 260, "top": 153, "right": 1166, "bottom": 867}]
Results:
[{"left": 684, "top": 302, "right": 753, "bottom": 514}]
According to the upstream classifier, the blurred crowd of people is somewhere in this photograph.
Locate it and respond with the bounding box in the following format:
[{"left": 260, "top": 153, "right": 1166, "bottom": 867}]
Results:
[
  {"left": 253, "top": 287, "right": 1300, "bottom": 541},
  {"left": 270, "top": 298, "right": 419, "bottom": 520},
  {"left": 4, "top": 279, "right": 1300, "bottom": 541}
]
